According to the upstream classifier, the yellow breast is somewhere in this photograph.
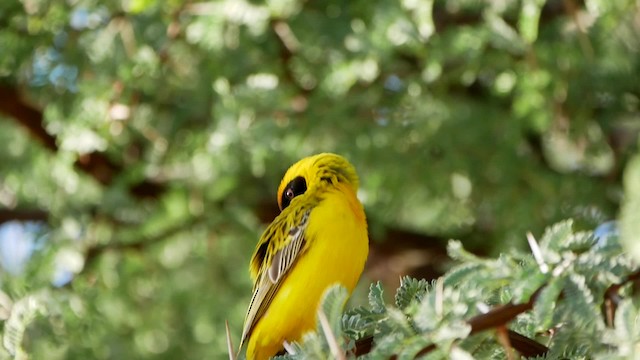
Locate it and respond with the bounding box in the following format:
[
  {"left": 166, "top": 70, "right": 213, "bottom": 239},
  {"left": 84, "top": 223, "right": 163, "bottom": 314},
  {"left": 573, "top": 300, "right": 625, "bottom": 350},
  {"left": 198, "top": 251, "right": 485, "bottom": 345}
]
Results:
[{"left": 246, "top": 184, "right": 368, "bottom": 360}]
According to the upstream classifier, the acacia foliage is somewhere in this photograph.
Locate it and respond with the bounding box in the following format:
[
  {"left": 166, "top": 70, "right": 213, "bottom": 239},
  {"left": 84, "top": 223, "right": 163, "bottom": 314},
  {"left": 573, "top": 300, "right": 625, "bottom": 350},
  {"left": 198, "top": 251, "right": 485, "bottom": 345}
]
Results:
[{"left": 280, "top": 221, "right": 638, "bottom": 359}]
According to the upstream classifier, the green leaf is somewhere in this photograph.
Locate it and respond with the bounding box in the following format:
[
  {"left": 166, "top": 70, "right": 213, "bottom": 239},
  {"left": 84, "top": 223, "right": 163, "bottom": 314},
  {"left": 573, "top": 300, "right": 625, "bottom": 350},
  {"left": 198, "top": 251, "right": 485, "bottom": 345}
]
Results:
[
  {"left": 620, "top": 155, "right": 640, "bottom": 262},
  {"left": 432, "top": 320, "right": 471, "bottom": 344},
  {"left": 395, "top": 276, "right": 430, "bottom": 310},
  {"left": 380, "top": 307, "right": 415, "bottom": 336},
  {"left": 413, "top": 293, "right": 438, "bottom": 333},
  {"left": 511, "top": 269, "right": 548, "bottom": 303},
  {"left": 368, "top": 282, "right": 386, "bottom": 314},
  {"left": 368, "top": 332, "right": 403, "bottom": 360},
  {"left": 125, "top": 0, "right": 158, "bottom": 14},
  {"left": 613, "top": 299, "right": 640, "bottom": 346},
  {"left": 317, "top": 285, "right": 349, "bottom": 339},
  {"left": 539, "top": 220, "right": 574, "bottom": 253},
  {"left": 484, "top": 10, "right": 528, "bottom": 55},
  {"left": 518, "top": 0, "right": 545, "bottom": 44},
  {"left": 563, "top": 274, "right": 601, "bottom": 329},
  {"left": 562, "top": 231, "right": 597, "bottom": 253},
  {"left": 395, "top": 335, "right": 431, "bottom": 359},
  {"left": 341, "top": 312, "right": 369, "bottom": 340},
  {"left": 447, "top": 240, "right": 482, "bottom": 263},
  {"left": 342, "top": 306, "right": 384, "bottom": 340},
  {"left": 2, "top": 293, "right": 46, "bottom": 358},
  {"left": 443, "top": 263, "right": 486, "bottom": 287},
  {"left": 450, "top": 346, "right": 475, "bottom": 360},
  {"left": 533, "top": 276, "right": 565, "bottom": 330}
]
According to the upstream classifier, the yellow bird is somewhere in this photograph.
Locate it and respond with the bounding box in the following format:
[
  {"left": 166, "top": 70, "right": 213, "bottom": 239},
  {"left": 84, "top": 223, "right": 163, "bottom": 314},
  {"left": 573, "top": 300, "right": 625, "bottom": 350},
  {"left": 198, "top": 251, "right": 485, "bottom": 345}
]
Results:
[{"left": 239, "top": 153, "right": 369, "bottom": 360}]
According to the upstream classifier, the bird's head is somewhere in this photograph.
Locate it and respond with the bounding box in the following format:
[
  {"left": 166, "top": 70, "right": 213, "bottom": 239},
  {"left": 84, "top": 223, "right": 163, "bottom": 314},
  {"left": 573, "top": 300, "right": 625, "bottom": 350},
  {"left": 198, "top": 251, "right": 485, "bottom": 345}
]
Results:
[{"left": 276, "top": 153, "right": 360, "bottom": 211}]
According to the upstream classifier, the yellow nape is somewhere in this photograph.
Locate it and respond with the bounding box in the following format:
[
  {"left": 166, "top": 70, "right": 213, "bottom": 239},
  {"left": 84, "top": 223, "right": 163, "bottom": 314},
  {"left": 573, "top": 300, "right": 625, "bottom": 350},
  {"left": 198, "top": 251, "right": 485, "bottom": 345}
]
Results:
[{"left": 242, "top": 153, "right": 369, "bottom": 360}]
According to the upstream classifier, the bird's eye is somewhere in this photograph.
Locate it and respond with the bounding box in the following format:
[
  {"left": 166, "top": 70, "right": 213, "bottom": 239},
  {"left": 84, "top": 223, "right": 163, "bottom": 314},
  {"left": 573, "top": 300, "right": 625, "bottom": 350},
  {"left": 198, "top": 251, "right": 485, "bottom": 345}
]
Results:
[
  {"left": 279, "top": 176, "right": 307, "bottom": 211},
  {"left": 285, "top": 188, "right": 295, "bottom": 199}
]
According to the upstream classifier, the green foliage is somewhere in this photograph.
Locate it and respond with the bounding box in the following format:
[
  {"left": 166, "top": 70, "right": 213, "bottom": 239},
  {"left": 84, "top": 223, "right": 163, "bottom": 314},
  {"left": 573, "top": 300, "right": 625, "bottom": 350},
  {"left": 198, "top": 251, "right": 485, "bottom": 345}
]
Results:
[
  {"left": 394, "top": 277, "right": 430, "bottom": 310},
  {"left": 532, "top": 276, "right": 563, "bottom": 331},
  {"left": 0, "top": 0, "right": 639, "bottom": 358},
  {"left": 367, "top": 283, "right": 386, "bottom": 315},
  {"left": 318, "top": 285, "right": 349, "bottom": 345},
  {"left": 598, "top": 299, "right": 640, "bottom": 359},
  {"left": 2, "top": 291, "right": 50, "bottom": 359},
  {"left": 621, "top": 155, "right": 640, "bottom": 262},
  {"left": 280, "top": 221, "right": 637, "bottom": 359}
]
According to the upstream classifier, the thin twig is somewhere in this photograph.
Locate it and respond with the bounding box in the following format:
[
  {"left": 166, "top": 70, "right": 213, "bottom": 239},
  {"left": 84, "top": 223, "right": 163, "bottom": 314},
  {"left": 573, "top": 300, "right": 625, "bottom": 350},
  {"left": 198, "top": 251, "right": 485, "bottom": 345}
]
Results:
[
  {"left": 527, "top": 232, "right": 549, "bottom": 274},
  {"left": 603, "top": 269, "right": 640, "bottom": 327},
  {"left": 435, "top": 277, "right": 444, "bottom": 317},
  {"left": 283, "top": 340, "right": 296, "bottom": 355},
  {"left": 225, "top": 320, "right": 236, "bottom": 360},
  {"left": 496, "top": 326, "right": 516, "bottom": 360},
  {"left": 318, "top": 309, "right": 346, "bottom": 360}
]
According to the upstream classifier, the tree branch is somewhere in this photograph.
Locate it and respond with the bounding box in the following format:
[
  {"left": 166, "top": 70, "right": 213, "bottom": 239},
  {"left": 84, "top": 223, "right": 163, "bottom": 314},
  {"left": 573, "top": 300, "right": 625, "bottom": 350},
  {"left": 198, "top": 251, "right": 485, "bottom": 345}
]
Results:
[
  {"left": 0, "top": 209, "right": 49, "bottom": 225},
  {"left": 0, "top": 85, "right": 56, "bottom": 151},
  {"left": 603, "top": 269, "right": 640, "bottom": 327}
]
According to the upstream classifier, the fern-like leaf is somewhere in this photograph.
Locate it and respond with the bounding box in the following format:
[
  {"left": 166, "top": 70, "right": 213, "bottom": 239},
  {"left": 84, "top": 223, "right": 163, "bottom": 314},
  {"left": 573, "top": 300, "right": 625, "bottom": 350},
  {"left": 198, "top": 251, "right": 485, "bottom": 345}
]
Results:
[
  {"left": 368, "top": 282, "right": 386, "bottom": 314},
  {"left": 2, "top": 293, "right": 45, "bottom": 358},
  {"left": 395, "top": 276, "right": 430, "bottom": 310},
  {"left": 317, "top": 285, "right": 349, "bottom": 338},
  {"left": 447, "top": 240, "right": 482, "bottom": 262},
  {"left": 443, "top": 262, "right": 485, "bottom": 287},
  {"left": 533, "top": 276, "right": 565, "bottom": 331},
  {"left": 539, "top": 219, "right": 574, "bottom": 253}
]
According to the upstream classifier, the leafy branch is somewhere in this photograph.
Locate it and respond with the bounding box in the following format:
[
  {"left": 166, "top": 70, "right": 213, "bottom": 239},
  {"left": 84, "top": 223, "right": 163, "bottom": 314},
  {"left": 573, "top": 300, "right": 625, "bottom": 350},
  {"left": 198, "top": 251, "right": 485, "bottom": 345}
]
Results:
[{"left": 275, "top": 220, "right": 638, "bottom": 359}]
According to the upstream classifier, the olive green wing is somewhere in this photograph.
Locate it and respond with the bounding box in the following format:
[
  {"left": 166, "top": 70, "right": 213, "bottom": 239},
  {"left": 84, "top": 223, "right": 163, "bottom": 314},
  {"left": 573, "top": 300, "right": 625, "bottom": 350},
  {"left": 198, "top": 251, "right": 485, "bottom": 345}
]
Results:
[{"left": 239, "top": 209, "right": 311, "bottom": 349}]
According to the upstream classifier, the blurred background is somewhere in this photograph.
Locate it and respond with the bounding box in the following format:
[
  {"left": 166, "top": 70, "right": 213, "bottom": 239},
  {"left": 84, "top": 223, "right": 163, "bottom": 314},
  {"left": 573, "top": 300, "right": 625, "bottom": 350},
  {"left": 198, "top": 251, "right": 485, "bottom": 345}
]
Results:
[{"left": 0, "top": 0, "right": 639, "bottom": 358}]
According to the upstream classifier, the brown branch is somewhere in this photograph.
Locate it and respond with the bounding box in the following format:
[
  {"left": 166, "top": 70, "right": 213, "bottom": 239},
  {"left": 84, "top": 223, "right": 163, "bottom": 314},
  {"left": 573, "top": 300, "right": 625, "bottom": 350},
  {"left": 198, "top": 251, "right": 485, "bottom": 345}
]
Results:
[
  {"left": 354, "top": 329, "right": 546, "bottom": 358},
  {"left": 603, "top": 269, "right": 640, "bottom": 327},
  {"left": 356, "top": 266, "right": 640, "bottom": 357},
  {"left": 354, "top": 287, "right": 548, "bottom": 358},
  {"left": 466, "top": 289, "right": 542, "bottom": 333},
  {"left": 496, "top": 326, "right": 516, "bottom": 360},
  {"left": 412, "top": 287, "right": 547, "bottom": 358},
  {"left": 505, "top": 329, "right": 550, "bottom": 358},
  {"left": 0, "top": 209, "right": 49, "bottom": 225},
  {"left": 0, "top": 85, "right": 56, "bottom": 151}
]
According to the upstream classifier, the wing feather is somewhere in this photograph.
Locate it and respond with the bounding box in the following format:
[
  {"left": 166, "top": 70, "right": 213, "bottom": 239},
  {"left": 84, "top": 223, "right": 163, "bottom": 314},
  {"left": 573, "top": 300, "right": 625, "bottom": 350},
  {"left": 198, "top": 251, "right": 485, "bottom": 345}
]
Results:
[{"left": 240, "top": 209, "right": 311, "bottom": 348}]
